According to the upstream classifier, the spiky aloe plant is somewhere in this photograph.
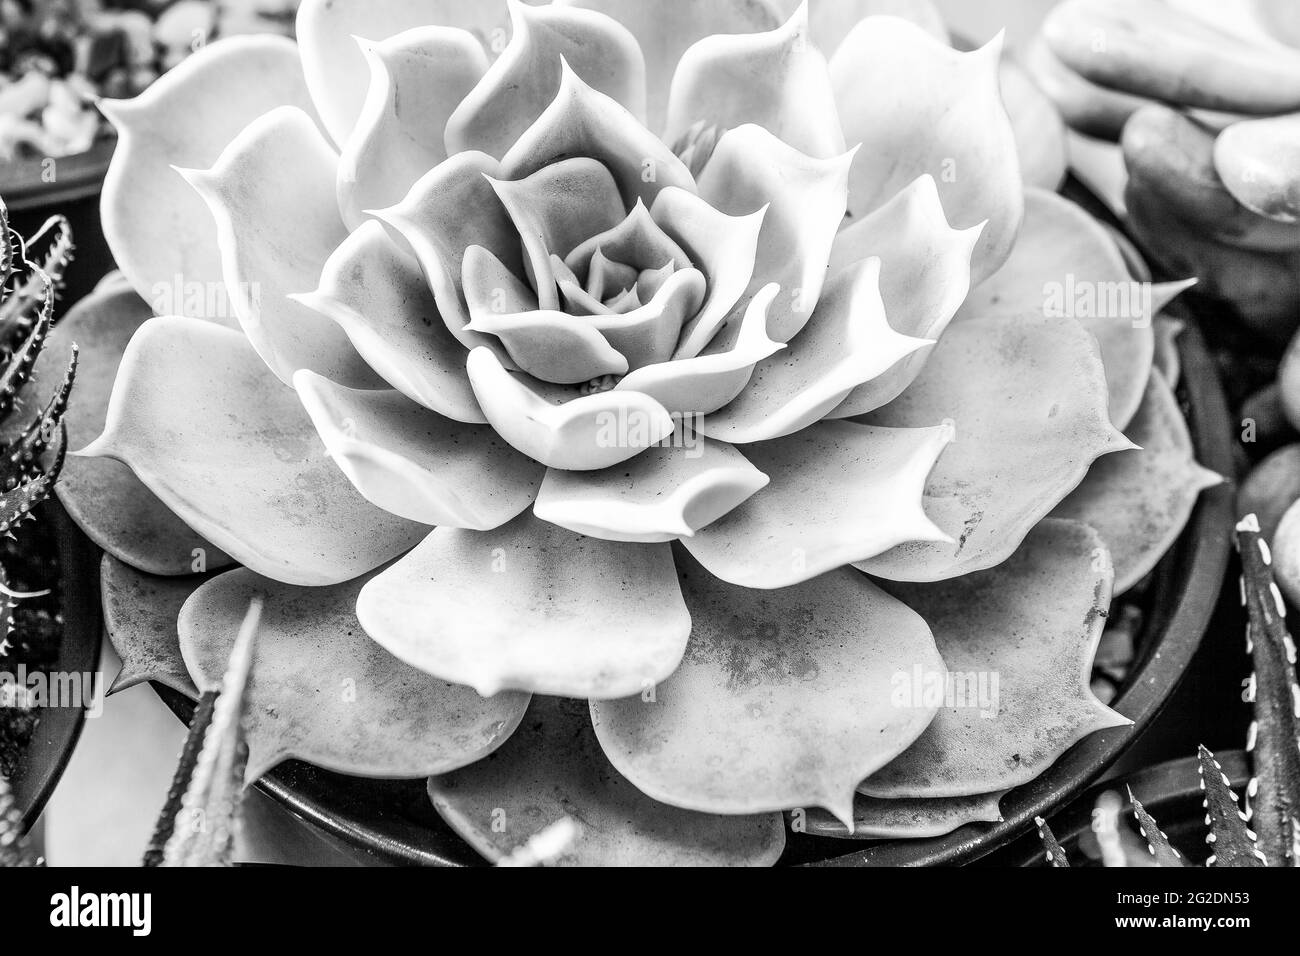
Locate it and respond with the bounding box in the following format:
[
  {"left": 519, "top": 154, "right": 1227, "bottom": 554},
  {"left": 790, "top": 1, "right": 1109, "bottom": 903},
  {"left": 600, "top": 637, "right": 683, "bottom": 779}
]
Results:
[
  {"left": 0, "top": 195, "right": 78, "bottom": 659},
  {"left": 1038, "top": 513, "right": 1300, "bottom": 867}
]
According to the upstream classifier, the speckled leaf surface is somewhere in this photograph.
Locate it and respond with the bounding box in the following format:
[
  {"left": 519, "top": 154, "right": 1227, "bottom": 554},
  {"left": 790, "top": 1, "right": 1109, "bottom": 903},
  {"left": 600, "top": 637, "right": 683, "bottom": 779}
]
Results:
[
  {"left": 100, "top": 555, "right": 201, "bottom": 698},
  {"left": 861, "top": 520, "right": 1129, "bottom": 799},
  {"left": 179, "top": 565, "right": 530, "bottom": 783},
  {"left": 1052, "top": 371, "right": 1221, "bottom": 594},
  {"left": 429, "top": 695, "right": 785, "bottom": 866},
  {"left": 49, "top": 287, "right": 233, "bottom": 576},
  {"left": 591, "top": 548, "right": 944, "bottom": 825},
  {"left": 855, "top": 314, "right": 1128, "bottom": 583}
]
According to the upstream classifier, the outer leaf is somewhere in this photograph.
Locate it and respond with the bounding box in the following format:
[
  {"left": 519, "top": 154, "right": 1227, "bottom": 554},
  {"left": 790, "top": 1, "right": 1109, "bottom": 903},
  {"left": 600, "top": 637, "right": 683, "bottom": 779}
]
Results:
[
  {"left": 958, "top": 188, "right": 1165, "bottom": 431},
  {"left": 559, "top": 0, "right": 778, "bottom": 135},
  {"left": 800, "top": 791, "right": 1003, "bottom": 840},
  {"left": 445, "top": 0, "right": 647, "bottom": 158},
  {"left": 1052, "top": 371, "right": 1222, "bottom": 595},
  {"left": 591, "top": 549, "right": 945, "bottom": 826},
  {"left": 77, "top": 316, "right": 428, "bottom": 587},
  {"left": 855, "top": 314, "right": 1129, "bottom": 583},
  {"left": 100, "top": 555, "right": 201, "bottom": 698},
  {"left": 830, "top": 17, "right": 1022, "bottom": 283},
  {"left": 356, "top": 513, "right": 690, "bottom": 699},
  {"left": 46, "top": 288, "right": 233, "bottom": 576},
  {"left": 293, "top": 371, "right": 543, "bottom": 529},
  {"left": 179, "top": 565, "right": 530, "bottom": 782},
  {"left": 336, "top": 27, "right": 488, "bottom": 228},
  {"left": 429, "top": 696, "right": 785, "bottom": 866},
  {"left": 1129, "top": 789, "right": 1185, "bottom": 867},
  {"left": 862, "top": 520, "right": 1129, "bottom": 798},
  {"left": 296, "top": 0, "right": 524, "bottom": 147},
  {"left": 99, "top": 36, "right": 315, "bottom": 318},
  {"left": 665, "top": 2, "right": 845, "bottom": 160}
]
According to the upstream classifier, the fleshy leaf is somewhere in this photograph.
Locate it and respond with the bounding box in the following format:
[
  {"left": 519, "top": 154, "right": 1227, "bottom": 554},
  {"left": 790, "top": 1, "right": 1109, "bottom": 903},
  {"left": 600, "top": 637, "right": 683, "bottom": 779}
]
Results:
[
  {"left": 293, "top": 221, "right": 486, "bottom": 423},
  {"left": 47, "top": 288, "right": 232, "bottom": 576},
  {"left": 356, "top": 513, "right": 690, "bottom": 699},
  {"left": 77, "top": 316, "right": 428, "bottom": 587},
  {"left": 682, "top": 420, "right": 951, "bottom": 589},
  {"left": 499, "top": 58, "right": 693, "bottom": 208},
  {"left": 830, "top": 17, "right": 1022, "bottom": 283},
  {"left": 826, "top": 175, "right": 982, "bottom": 419},
  {"left": 800, "top": 791, "right": 1003, "bottom": 840},
  {"left": 1153, "top": 317, "right": 1184, "bottom": 389},
  {"left": 1001, "top": 53, "right": 1068, "bottom": 191},
  {"left": 336, "top": 27, "right": 488, "bottom": 228},
  {"left": 558, "top": 0, "right": 778, "bottom": 135},
  {"left": 180, "top": 106, "right": 378, "bottom": 387},
  {"left": 486, "top": 158, "right": 626, "bottom": 311},
  {"left": 855, "top": 314, "right": 1129, "bottom": 582},
  {"left": 100, "top": 555, "right": 201, "bottom": 698},
  {"left": 467, "top": 309, "right": 629, "bottom": 383},
  {"left": 99, "top": 36, "right": 316, "bottom": 319},
  {"left": 591, "top": 549, "right": 944, "bottom": 826},
  {"left": 616, "top": 283, "right": 782, "bottom": 416},
  {"left": 296, "top": 0, "right": 521, "bottom": 147},
  {"left": 533, "top": 436, "right": 768, "bottom": 542},
  {"left": 959, "top": 188, "right": 1161, "bottom": 431},
  {"left": 692, "top": 124, "right": 854, "bottom": 348},
  {"left": 445, "top": 0, "right": 646, "bottom": 159},
  {"left": 180, "top": 565, "right": 530, "bottom": 782},
  {"left": 374, "top": 150, "right": 527, "bottom": 357},
  {"left": 861, "top": 520, "right": 1129, "bottom": 798},
  {"left": 466, "top": 347, "right": 674, "bottom": 471},
  {"left": 1052, "top": 371, "right": 1222, "bottom": 594},
  {"left": 294, "top": 370, "right": 543, "bottom": 529},
  {"left": 699, "top": 258, "right": 930, "bottom": 443},
  {"left": 652, "top": 187, "right": 765, "bottom": 360},
  {"left": 429, "top": 696, "right": 785, "bottom": 866},
  {"left": 665, "top": 2, "right": 845, "bottom": 160}
]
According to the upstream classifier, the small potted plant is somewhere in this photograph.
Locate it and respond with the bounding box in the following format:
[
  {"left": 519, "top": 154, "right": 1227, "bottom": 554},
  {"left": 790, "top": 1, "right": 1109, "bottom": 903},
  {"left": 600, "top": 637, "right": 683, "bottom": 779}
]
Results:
[{"left": 54, "top": 0, "right": 1234, "bottom": 865}]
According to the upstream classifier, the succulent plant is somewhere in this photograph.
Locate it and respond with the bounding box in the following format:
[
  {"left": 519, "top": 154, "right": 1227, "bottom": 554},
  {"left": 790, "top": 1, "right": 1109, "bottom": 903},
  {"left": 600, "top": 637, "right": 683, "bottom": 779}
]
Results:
[
  {"left": 0, "top": 196, "right": 77, "bottom": 659},
  {"left": 1037, "top": 513, "right": 1299, "bottom": 867},
  {"left": 74, "top": 0, "right": 1221, "bottom": 865}
]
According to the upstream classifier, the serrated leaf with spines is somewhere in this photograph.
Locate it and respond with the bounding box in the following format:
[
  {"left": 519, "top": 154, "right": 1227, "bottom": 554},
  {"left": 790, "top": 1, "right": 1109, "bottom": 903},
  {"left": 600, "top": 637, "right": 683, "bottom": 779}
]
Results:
[
  {"left": 1034, "top": 815, "right": 1071, "bottom": 867},
  {"left": 0, "top": 269, "right": 55, "bottom": 422},
  {"left": 0, "top": 425, "right": 66, "bottom": 537},
  {"left": 160, "top": 598, "right": 261, "bottom": 868},
  {"left": 1235, "top": 514, "right": 1300, "bottom": 867},
  {"left": 1199, "top": 745, "right": 1267, "bottom": 867},
  {"left": 1129, "top": 788, "right": 1185, "bottom": 867},
  {"left": 1, "top": 346, "right": 77, "bottom": 489}
]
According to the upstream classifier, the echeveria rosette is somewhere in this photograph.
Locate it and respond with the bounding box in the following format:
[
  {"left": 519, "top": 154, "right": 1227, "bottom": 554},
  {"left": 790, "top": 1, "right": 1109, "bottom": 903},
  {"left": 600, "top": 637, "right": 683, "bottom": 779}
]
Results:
[{"left": 69, "top": 0, "right": 1214, "bottom": 862}]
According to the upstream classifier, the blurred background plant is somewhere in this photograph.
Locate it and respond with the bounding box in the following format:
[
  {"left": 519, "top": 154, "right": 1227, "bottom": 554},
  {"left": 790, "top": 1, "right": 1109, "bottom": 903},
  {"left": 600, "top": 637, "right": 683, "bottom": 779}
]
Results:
[
  {"left": 0, "top": 0, "right": 300, "bottom": 162},
  {"left": 1031, "top": 0, "right": 1300, "bottom": 617}
]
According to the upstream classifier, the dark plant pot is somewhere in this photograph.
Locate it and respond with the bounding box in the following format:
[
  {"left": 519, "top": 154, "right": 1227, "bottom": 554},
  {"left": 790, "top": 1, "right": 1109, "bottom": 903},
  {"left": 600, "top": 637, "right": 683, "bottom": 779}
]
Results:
[
  {"left": 1, "top": 138, "right": 116, "bottom": 305},
  {"left": 987, "top": 751, "right": 1250, "bottom": 867},
  {"left": 9, "top": 502, "right": 104, "bottom": 830},
  {"left": 140, "top": 309, "right": 1234, "bottom": 867}
]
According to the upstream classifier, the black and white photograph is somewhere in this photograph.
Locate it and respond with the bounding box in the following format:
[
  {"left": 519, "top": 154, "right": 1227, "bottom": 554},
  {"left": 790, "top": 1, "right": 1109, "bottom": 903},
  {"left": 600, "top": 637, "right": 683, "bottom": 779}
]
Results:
[{"left": 0, "top": 0, "right": 1295, "bottom": 928}]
